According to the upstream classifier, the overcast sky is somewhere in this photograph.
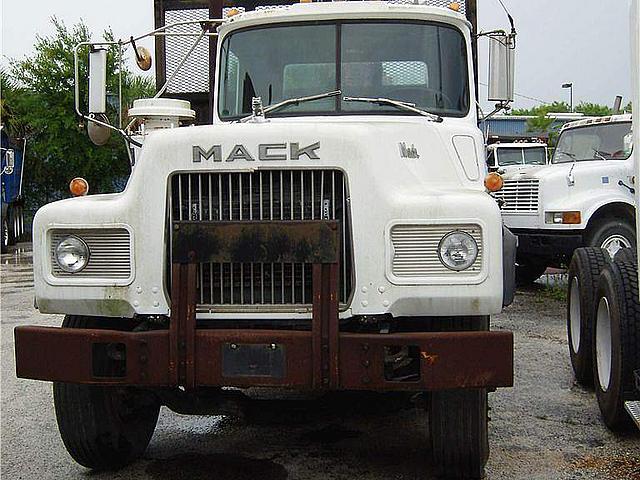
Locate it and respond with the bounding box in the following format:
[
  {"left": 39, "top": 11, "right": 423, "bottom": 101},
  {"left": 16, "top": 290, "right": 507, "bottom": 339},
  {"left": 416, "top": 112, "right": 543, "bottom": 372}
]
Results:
[{"left": 1, "top": 0, "right": 633, "bottom": 110}]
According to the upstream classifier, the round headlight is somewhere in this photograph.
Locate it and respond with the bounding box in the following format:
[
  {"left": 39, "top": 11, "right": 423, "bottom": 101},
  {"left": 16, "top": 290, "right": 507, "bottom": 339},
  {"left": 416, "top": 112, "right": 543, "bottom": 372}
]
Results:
[
  {"left": 438, "top": 231, "right": 478, "bottom": 271},
  {"left": 55, "top": 236, "right": 90, "bottom": 273}
]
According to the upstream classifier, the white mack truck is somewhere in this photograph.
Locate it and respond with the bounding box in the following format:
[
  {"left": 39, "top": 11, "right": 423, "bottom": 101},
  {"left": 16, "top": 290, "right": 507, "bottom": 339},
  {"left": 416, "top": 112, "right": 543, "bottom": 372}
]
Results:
[
  {"left": 495, "top": 114, "right": 635, "bottom": 284},
  {"left": 565, "top": 0, "right": 639, "bottom": 431},
  {"left": 15, "top": 1, "right": 517, "bottom": 478}
]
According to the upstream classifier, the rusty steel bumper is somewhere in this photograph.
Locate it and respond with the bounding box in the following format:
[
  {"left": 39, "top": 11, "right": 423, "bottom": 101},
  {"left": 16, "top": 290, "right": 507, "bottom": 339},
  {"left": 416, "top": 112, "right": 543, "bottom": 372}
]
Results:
[
  {"left": 14, "top": 326, "right": 512, "bottom": 390},
  {"left": 16, "top": 220, "right": 513, "bottom": 391}
]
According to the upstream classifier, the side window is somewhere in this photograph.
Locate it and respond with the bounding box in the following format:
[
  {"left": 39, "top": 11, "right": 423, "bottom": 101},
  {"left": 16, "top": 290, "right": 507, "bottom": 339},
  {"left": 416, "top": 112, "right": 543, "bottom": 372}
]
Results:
[{"left": 220, "top": 51, "right": 240, "bottom": 117}]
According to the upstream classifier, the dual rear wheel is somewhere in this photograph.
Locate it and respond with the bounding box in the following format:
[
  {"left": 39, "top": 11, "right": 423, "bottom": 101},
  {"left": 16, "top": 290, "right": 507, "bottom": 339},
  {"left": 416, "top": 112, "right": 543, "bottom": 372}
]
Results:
[{"left": 567, "top": 247, "right": 640, "bottom": 430}]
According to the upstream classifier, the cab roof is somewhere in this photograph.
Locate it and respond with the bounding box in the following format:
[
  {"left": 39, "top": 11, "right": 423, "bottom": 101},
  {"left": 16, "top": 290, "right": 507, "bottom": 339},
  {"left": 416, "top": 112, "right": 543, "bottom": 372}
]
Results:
[
  {"left": 560, "top": 114, "right": 633, "bottom": 132},
  {"left": 218, "top": 1, "right": 471, "bottom": 35}
]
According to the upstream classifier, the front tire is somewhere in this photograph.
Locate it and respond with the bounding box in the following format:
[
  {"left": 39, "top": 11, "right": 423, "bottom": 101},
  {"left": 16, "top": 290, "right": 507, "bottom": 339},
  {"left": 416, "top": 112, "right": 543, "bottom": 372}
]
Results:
[
  {"left": 593, "top": 260, "right": 640, "bottom": 431},
  {"left": 428, "top": 316, "right": 489, "bottom": 479},
  {"left": 429, "top": 389, "right": 488, "bottom": 479},
  {"left": 567, "top": 248, "right": 609, "bottom": 386},
  {"left": 53, "top": 315, "right": 160, "bottom": 470},
  {"left": 587, "top": 218, "right": 635, "bottom": 259}
]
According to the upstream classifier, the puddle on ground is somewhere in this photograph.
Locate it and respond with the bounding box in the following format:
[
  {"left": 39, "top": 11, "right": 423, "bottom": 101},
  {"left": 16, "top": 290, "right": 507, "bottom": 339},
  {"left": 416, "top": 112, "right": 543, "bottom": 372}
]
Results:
[
  {"left": 146, "top": 453, "right": 287, "bottom": 480},
  {"left": 298, "top": 424, "right": 362, "bottom": 445}
]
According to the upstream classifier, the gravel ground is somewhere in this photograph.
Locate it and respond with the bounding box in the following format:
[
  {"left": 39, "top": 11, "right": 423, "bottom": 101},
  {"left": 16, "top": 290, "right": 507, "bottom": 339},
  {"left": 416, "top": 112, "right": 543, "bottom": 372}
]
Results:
[{"left": 2, "top": 245, "right": 639, "bottom": 479}]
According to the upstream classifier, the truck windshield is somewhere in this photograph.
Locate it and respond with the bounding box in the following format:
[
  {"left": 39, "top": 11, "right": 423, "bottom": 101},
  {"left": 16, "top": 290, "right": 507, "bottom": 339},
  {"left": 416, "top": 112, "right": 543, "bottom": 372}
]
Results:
[
  {"left": 496, "top": 147, "right": 546, "bottom": 167},
  {"left": 552, "top": 122, "right": 633, "bottom": 164},
  {"left": 218, "top": 21, "right": 469, "bottom": 120}
]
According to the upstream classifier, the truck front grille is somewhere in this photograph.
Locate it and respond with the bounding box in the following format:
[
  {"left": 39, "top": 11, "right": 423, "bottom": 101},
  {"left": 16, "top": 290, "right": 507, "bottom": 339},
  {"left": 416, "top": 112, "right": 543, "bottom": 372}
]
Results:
[
  {"left": 169, "top": 170, "right": 353, "bottom": 310},
  {"left": 494, "top": 179, "right": 540, "bottom": 214}
]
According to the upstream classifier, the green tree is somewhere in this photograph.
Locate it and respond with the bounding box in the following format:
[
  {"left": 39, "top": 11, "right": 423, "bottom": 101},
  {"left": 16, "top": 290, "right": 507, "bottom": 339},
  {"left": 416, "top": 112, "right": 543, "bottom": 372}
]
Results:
[
  {"left": 575, "top": 102, "right": 612, "bottom": 116},
  {"left": 510, "top": 101, "right": 570, "bottom": 117},
  {"left": 6, "top": 17, "right": 154, "bottom": 210}
]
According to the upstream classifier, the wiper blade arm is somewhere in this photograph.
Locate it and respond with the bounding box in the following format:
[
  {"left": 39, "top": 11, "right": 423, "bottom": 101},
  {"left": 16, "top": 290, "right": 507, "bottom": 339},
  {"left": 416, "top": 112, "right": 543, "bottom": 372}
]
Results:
[
  {"left": 592, "top": 148, "right": 608, "bottom": 161},
  {"left": 239, "top": 90, "right": 341, "bottom": 122},
  {"left": 342, "top": 96, "right": 443, "bottom": 123},
  {"left": 265, "top": 90, "right": 341, "bottom": 115}
]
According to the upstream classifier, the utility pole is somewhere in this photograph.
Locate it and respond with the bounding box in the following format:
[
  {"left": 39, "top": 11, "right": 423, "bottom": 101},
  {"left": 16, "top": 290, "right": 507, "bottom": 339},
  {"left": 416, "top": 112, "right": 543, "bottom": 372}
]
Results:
[{"left": 562, "top": 82, "right": 574, "bottom": 112}]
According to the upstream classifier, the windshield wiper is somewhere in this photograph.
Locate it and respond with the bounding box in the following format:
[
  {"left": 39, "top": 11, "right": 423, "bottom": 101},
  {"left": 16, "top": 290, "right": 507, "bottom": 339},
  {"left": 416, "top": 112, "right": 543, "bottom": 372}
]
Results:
[
  {"left": 554, "top": 150, "right": 577, "bottom": 163},
  {"left": 592, "top": 148, "right": 609, "bottom": 161},
  {"left": 239, "top": 90, "right": 341, "bottom": 122},
  {"left": 342, "top": 96, "right": 443, "bottom": 123}
]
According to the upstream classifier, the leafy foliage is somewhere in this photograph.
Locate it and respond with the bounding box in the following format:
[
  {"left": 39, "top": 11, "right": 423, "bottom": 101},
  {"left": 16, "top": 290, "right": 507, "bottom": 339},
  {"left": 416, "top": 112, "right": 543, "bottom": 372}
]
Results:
[
  {"left": 511, "top": 101, "right": 571, "bottom": 117},
  {"left": 5, "top": 18, "right": 154, "bottom": 211}
]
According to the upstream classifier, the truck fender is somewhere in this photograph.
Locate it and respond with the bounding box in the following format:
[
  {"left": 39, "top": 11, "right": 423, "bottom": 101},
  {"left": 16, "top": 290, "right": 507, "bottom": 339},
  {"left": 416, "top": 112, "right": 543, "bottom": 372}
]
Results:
[
  {"left": 502, "top": 226, "right": 517, "bottom": 307},
  {"left": 584, "top": 199, "right": 635, "bottom": 230}
]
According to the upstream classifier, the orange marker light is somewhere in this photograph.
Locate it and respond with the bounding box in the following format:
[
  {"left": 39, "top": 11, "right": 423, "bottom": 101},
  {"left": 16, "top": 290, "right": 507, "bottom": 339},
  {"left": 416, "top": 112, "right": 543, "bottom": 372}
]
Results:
[
  {"left": 484, "top": 172, "right": 504, "bottom": 192},
  {"left": 226, "top": 8, "right": 240, "bottom": 16},
  {"left": 69, "top": 177, "right": 89, "bottom": 197},
  {"left": 448, "top": 2, "right": 461, "bottom": 12},
  {"left": 562, "top": 211, "right": 581, "bottom": 224}
]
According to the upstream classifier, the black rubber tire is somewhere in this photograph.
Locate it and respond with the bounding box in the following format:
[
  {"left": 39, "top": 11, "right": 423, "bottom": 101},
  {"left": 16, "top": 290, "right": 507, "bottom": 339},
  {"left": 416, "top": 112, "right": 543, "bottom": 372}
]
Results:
[
  {"left": 586, "top": 218, "right": 636, "bottom": 258},
  {"left": 53, "top": 315, "right": 160, "bottom": 470},
  {"left": 567, "top": 247, "right": 609, "bottom": 387},
  {"left": 593, "top": 260, "right": 640, "bottom": 431},
  {"left": 428, "top": 317, "right": 489, "bottom": 479},
  {"left": 515, "top": 261, "right": 547, "bottom": 286},
  {"left": 429, "top": 389, "right": 488, "bottom": 479}
]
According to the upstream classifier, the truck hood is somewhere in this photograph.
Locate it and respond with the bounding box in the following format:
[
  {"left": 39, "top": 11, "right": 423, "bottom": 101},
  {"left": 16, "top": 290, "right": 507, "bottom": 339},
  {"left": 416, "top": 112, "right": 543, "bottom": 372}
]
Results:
[
  {"left": 132, "top": 118, "right": 485, "bottom": 193},
  {"left": 501, "top": 161, "right": 611, "bottom": 182}
]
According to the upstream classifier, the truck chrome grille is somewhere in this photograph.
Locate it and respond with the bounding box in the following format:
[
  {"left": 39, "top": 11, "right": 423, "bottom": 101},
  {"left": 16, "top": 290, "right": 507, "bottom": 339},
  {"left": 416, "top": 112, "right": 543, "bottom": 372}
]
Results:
[
  {"left": 50, "top": 229, "right": 132, "bottom": 279},
  {"left": 169, "top": 170, "right": 353, "bottom": 309},
  {"left": 494, "top": 179, "right": 540, "bottom": 214},
  {"left": 390, "top": 224, "right": 482, "bottom": 277}
]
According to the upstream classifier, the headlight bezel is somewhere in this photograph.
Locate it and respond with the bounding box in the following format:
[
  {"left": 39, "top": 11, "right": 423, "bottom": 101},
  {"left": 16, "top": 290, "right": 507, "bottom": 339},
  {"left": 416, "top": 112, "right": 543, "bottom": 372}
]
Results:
[
  {"left": 54, "top": 235, "right": 91, "bottom": 273},
  {"left": 437, "top": 230, "right": 479, "bottom": 271}
]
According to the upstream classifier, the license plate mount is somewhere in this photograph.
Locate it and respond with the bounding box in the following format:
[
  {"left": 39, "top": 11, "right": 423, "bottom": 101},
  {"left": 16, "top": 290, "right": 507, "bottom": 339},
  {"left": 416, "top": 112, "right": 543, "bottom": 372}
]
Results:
[{"left": 222, "top": 343, "right": 286, "bottom": 378}]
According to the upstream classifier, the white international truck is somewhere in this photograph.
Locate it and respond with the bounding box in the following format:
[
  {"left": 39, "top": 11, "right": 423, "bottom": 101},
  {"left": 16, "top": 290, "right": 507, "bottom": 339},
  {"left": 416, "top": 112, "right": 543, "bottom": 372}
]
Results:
[
  {"left": 565, "top": 0, "right": 639, "bottom": 431},
  {"left": 15, "top": 1, "right": 517, "bottom": 478},
  {"left": 486, "top": 140, "right": 548, "bottom": 173},
  {"left": 495, "top": 114, "right": 635, "bottom": 284}
]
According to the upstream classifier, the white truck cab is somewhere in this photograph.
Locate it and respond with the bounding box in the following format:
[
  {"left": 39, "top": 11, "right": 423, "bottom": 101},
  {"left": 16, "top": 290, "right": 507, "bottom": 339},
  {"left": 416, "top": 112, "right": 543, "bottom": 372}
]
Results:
[
  {"left": 15, "top": 2, "right": 517, "bottom": 478},
  {"left": 496, "top": 114, "right": 635, "bottom": 283},
  {"left": 486, "top": 141, "right": 548, "bottom": 173}
]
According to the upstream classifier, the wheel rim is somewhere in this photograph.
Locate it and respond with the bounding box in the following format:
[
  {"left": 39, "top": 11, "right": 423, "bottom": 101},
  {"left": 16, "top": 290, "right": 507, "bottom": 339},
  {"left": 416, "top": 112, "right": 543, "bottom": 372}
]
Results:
[
  {"left": 601, "top": 234, "right": 631, "bottom": 258},
  {"left": 2, "top": 220, "right": 8, "bottom": 248},
  {"left": 569, "top": 277, "right": 581, "bottom": 353},
  {"left": 595, "top": 297, "right": 613, "bottom": 392}
]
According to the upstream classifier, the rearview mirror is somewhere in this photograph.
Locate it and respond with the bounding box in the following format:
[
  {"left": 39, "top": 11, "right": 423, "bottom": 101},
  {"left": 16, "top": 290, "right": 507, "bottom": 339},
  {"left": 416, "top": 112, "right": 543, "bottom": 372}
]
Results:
[
  {"left": 488, "top": 33, "right": 516, "bottom": 103},
  {"left": 89, "top": 48, "right": 108, "bottom": 114}
]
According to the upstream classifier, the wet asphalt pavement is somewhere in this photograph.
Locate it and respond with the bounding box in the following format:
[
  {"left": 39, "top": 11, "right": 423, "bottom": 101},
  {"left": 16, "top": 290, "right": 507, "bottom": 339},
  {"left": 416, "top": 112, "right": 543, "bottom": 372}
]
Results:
[{"left": 1, "top": 245, "right": 639, "bottom": 480}]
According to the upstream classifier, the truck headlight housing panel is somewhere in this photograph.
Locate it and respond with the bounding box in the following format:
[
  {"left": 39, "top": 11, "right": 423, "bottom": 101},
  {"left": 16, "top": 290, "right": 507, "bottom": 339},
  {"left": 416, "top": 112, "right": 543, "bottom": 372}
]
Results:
[
  {"left": 55, "top": 236, "right": 90, "bottom": 273},
  {"left": 438, "top": 231, "right": 479, "bottom": 271},
  {"left": 545, "top": 211, "right": 581, "bottom": 224}
]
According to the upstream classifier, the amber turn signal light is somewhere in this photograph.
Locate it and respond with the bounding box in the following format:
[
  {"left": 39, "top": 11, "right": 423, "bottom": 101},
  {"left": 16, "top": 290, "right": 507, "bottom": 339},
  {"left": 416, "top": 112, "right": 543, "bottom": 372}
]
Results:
[
  {"left": 69, "top": 177, "right": 89, "bottom": 197},
  {"left": 448, "top": 2, "right": 461, "bottom": 12},
  {"left": 562, "top": 211, "right": 581, "bottom": 224},
  {"left": 484, "top": 172, "right": 504, "bottom": 192}
]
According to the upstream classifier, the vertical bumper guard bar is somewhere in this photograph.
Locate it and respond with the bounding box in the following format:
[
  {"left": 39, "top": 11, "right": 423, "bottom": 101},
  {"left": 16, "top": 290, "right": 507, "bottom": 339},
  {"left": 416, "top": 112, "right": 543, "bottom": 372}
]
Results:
[{"left": 170, "top": 220, "right": 341, "bottom": 390}]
